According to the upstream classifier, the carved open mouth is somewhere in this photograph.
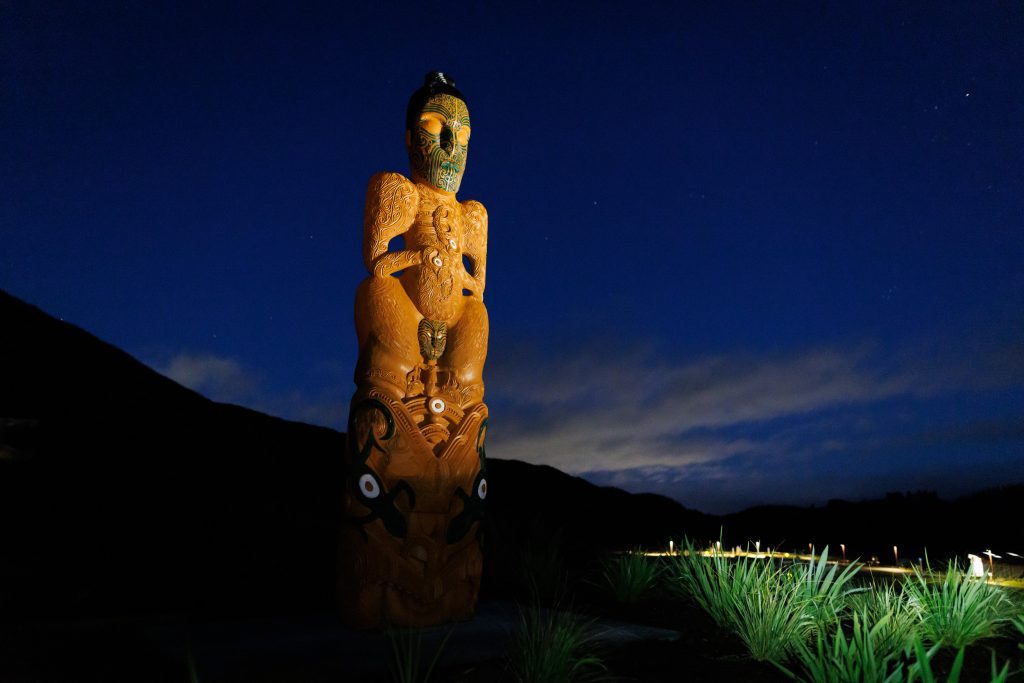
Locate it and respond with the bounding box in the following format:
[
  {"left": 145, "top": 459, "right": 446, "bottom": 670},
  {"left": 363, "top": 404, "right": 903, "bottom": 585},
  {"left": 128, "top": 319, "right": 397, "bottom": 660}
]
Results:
[{"left": 386, "top": 578, "right": 443, "bottom": 609}]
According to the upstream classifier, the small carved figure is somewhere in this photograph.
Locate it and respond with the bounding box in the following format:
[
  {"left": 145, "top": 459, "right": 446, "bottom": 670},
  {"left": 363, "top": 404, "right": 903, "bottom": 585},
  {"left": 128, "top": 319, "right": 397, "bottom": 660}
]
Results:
[{"left": 340, "top": 73, "right": 488, "bottom": 628}]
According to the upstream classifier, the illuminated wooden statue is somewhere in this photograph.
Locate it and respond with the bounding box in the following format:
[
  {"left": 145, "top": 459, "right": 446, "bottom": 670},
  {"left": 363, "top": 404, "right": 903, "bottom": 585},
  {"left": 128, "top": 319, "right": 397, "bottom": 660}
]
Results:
[{"left": 340, "top": 72, "right": 488, "bottom": 628}]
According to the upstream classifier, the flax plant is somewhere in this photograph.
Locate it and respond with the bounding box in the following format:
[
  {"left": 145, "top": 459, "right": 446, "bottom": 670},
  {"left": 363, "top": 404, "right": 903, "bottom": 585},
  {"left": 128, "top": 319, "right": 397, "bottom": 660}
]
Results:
[
  {"left": 903, "top": 559, "right": 1012, "bottom": 648},
  {"left": 847, "top": 582, "right": 922, "bottom": 658},
  {"left": 905, "top": 638, "right": 963, "bottom": 683},
  {"left": 1012, "top": 614, "right": 1024, "bottom": 650},
  {"left": 779, "top": 622, "right": 1010, "bottom": 683},
  {"left": 598, "top": 550, "right": 660, "bottom": 604},
  {"left": 789, "top": 547, "right": 863, "bottom": 638},
  {"left": 730, "top": 560, "right": 813, "bottom": 661},
  {"left": 520, "top": 530, "right": 569, "bottom": 606},
  {"left": 774, "top": 610, "right": 912, "bottom": 683},
  {"left": 668, "top": 538, "right": 809, "bottom": 660},
  {"left": 185, "top": 644, "right": 201, "bottom": 683},
  {"left": 508, "top": 604, "right": 611, "bottom": 683},
  {"left": 387, "top": 626, "right": 453, "bottom": 683},
  {"left": 666, "top": 537, "right": 751, "bottom": 629},
  {"left": 903, "top": 636, "right": 1010, "bottom": 683}
]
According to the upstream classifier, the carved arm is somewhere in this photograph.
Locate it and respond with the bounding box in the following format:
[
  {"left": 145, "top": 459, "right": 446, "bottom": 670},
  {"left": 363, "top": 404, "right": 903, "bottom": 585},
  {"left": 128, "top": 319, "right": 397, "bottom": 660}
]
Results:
[
  {"left": 461, "top": 200, "right": 488, "bottom": 299},
  {"left": 362, "top": 172, "right": 419, "bottom": 277}
]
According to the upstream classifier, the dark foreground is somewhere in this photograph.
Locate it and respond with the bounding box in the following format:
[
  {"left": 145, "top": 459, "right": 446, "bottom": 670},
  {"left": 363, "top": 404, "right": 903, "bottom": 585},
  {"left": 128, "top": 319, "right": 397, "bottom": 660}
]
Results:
[
  {"left": 4, "top": 584, "right": 1022, "bottom": 683},
  {"left": 3, "top": 290, "right": 1023, "bottom": 681},
  {"left": 0, "top": 599, "right": 785, "bottom": 682}
]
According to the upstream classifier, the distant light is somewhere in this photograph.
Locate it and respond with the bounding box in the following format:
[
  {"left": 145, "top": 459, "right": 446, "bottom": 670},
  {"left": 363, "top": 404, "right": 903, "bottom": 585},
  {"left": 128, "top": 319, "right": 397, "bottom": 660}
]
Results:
[{"left": 867, "top": 566, "right": 912, "bottom": 575}]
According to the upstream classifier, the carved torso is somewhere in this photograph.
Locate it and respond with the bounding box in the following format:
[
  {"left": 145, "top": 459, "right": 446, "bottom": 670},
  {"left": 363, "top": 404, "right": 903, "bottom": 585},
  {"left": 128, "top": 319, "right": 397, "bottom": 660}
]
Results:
[
  {"left": 346, "top": 166, "right": 488, "bottom": 629},
  {"left": 362, "top": 172, "right": 487, "bottom": 325},
  {"left": 342, "top": 80, "right": 488, "bottom": 630},
  {"left": 402, "top": 186, "right": 467, "bottom": 322}
]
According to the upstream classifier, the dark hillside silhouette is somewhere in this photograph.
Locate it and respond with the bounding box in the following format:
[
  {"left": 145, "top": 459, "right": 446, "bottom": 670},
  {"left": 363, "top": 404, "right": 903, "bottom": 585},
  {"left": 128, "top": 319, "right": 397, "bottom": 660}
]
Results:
[
  {"left": 0, "top": 290, "right": 346, "bottom": 617},
  {"left": 1, "top": 289, "right": 1020, "bottom": 621},
  {"left": 0, "top": 290, "right": 713, "bottom": 617},
  {"left": 721, "top": 487, "right": 1023, "bottom": 568}
]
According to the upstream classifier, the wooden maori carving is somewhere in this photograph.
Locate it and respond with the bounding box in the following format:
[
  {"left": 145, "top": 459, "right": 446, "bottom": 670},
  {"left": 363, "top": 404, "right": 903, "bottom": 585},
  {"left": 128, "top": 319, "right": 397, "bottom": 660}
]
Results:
[{"left": 340, "top": 73, "right": 488, "bottom": 629}]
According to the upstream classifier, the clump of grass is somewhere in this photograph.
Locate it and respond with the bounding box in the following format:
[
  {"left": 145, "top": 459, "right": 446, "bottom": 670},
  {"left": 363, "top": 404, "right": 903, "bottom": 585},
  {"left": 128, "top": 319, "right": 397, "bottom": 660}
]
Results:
[
  {"left": 902, "top": 559, "right": 1012, "bottom": 649},
  {"left": 789, "top": 547, "right": 863, "bottom": 637},
  {"left": 847, "top": 582, "right": 922, "bottom": 658},
  {"left": 666, "top": 538, "right": 844, "bottom": 661},
  {"left": 774, "top": 610, "right": 912, "bottom": 683},
  {"left": 507, "top": 604, "right": 611, "bottom": 683},
  {"left": 185, "top": 643, "right": 201, "bottom": 683},
  {"left": 664, "top": 539, "right": 737, "bottom": 630},
  {"left": 905, "top": 637, "right": 962, "bottom": 683},
  {"left": 387, "top": 626, "right": 453, "bottom": 683},
  {"left": 727, "top": 556, "right": 813, "bottom": 661},
  {"left": 1011, "top": 614, "right": 1024, "bottom": 650},
  {"left": 520, "top": 527, "right": 569, "bottom": 605},
  {"left": 778, "top": 623, "right": 1011, "bottom": 683},
  {"left": 902, "top": 635, "right": 1010, "bottom": 683},
  {"left": 597, "top": 549, "right": 660, "bottom": 604}
]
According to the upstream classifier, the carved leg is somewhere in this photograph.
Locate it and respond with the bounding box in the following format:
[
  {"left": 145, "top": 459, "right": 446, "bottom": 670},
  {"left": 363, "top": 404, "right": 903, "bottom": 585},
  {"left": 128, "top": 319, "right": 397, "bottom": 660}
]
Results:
[
  {"left": 445, "top": 299, "right": 488, "bottom": 404},
  {"left": 354, "top": 277, "right": 422, "bottom": 399}
]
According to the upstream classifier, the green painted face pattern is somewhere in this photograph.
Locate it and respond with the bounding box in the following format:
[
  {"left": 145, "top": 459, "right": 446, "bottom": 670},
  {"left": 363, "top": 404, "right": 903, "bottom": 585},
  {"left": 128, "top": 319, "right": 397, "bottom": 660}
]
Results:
[{"left": 409, "top": 94, "right": 470, "bottom": 193}]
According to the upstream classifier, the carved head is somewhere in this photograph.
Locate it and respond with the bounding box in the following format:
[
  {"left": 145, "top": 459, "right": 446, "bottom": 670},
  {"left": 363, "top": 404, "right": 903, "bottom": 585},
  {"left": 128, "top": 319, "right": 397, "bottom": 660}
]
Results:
[
  {"left": 341, "top": 394, "right": 487, "bottom": 627},
  {"left": 417, "top": 319, "right": 448, "bottom": 362},
  {"left": 406, "top": 72, "right": 471, "bottom": 194}
]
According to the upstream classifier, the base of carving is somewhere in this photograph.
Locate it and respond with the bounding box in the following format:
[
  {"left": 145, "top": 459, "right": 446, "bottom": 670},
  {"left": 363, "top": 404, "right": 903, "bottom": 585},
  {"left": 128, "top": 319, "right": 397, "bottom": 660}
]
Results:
[{"left": 339, "top": 387, "right": 486, "bottom": 629}]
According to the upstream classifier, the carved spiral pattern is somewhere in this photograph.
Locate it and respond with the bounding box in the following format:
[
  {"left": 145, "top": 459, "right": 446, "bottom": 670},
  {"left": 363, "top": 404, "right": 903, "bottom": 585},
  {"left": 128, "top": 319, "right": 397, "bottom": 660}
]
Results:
[
  {"left": 344, "top": 97, "right": 488, "bottom": 626},
  {"left": 363, "top": 172, "right": 418, "bottom": 275},
  {"left": 408, "top": 94, "right": 470, "bottom": 193}
]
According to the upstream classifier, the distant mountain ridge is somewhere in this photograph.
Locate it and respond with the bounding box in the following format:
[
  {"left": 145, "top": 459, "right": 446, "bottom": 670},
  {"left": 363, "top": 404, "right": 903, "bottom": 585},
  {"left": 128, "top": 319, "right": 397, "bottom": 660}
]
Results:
[
  {"left": 0, "top": 289, "right": 712, "bottom": 616},
  {"left": 1, "top": 289, "right": 348, "bottom": 617},
  {"left": 1, "top": 289, "right": 1020, "bottom": 618}
]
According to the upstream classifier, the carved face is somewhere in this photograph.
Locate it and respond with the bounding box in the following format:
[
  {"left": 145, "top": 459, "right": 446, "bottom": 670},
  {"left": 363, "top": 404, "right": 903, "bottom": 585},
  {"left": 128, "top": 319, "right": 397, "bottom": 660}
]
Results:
[
  {"left": 341, "top": 393, "right": 487, "bottom": 627},
  {"left": 417, "top": 319, "right": 448, "bottom": 362},
  {"left": 407, "top": 93, "right": 471, "bottom": 193}
]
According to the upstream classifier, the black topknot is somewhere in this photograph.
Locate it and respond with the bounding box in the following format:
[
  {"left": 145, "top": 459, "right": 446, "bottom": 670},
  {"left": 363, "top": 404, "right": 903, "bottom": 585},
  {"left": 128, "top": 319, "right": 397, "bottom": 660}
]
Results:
[{"left": 406, "top": 72, "right": 467, "bottom": 132}]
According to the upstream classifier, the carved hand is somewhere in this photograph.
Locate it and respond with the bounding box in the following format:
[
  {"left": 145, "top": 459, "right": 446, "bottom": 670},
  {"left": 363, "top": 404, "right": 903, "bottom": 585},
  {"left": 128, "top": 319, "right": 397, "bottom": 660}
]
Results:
[
  {"left": 371, "top": 249, "right": 423, "bottom": 279},
  {"left": 461, "top": 269, "right": 481, "bottom": 299},
  {"left": 421, "top": 246, "right": 443, "bottom": 269}
]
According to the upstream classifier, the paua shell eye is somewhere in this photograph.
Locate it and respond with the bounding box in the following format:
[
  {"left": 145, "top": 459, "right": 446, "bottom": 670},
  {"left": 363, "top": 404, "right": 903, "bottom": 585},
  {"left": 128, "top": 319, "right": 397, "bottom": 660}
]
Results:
[
  {"left": 420, "top": 118, "right": 443, "bottom": 136},
  {"left": 358, "top": 473, "right": 381, "bottom": 499}
]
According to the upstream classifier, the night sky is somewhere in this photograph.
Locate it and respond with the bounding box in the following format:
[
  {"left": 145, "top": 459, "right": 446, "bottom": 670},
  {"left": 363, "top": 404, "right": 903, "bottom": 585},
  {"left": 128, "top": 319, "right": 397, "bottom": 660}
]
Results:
[{"left": 3, "top": 3, "right": 1022, "bottom": 513}]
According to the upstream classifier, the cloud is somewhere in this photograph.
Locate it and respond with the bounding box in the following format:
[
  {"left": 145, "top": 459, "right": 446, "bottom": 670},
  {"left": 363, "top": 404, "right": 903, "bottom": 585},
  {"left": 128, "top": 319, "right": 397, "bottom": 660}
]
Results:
[
  {"left": 152, "top": 352, "right": 350, "bottom": 428},
  {"left": 158, "top": 352, "right": 259, "bottom": 404},
  {"left": 486, "top": 344, "right": 921, "bottom": 473},
  {"left": 479, "top": 337, "right": 1024, "bottom": 512},
  {"left": 143, "top": 338, "right": 1022, "bottom": 512},
  {"left": 274, "top": 389, "right": 350, "bottom": 429}
]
